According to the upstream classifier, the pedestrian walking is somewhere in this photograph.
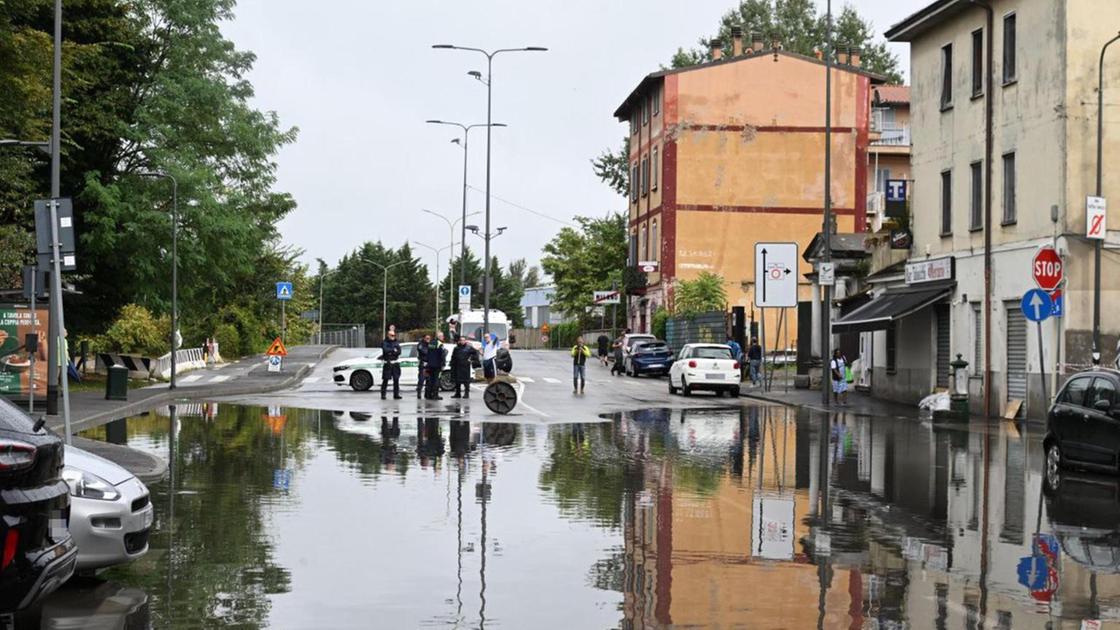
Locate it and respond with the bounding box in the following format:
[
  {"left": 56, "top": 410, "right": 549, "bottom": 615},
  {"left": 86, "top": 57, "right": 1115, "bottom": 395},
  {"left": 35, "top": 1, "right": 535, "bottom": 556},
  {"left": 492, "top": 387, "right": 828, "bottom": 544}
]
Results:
[
  {"left": 747, "top": 337, "right": 762, "bottom": 385},
  {"left": 830, "top": 348, "right": 849, "bottom": 405},
  {"left": 424, "top": 336, "right": 447, "bottom": 400},
  {"left": 380, "top": 327, "right": 403, "bottom": 400},
  {"left": 596, "top": 333, "right": 610, "bottom": 367},
  {"left": 416, "top": 334, "right": 431, "bottom": 399},
  {"left": 571, "top": 336, "right": 591, "bottom": 393},
  {"left": 449, "top": 336, "right": 479, "bottom": 399},
  {"left": 610, "top": 335, "right": 625, "bottom": 376},
  {"left": 481, "top": 332, "right": 499, "bottom": 380}
]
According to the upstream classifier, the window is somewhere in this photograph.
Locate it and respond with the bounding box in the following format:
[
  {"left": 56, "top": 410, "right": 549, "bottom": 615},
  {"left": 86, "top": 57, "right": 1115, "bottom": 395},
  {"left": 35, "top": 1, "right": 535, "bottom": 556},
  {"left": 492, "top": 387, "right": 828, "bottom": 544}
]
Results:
[
  {"left": 652, "top": 147, "right": 659, "bottom": 190},
  {"left": 972, "top": 303, "right": 983, "bottom": 370},
  {"left": 970, "top": 161, "right": 983, "bottom": 230},
  {"left": 642, "top": 98, "right": 649, "bottom": 125},
  {"left": 1003, "top": 13, "right": 1016, "bottom": 83},
  {"left": 886, "top": 325, "right": 897, "bottom": 373},
  {"left": 629, "top": 233, "right": 638, "bottom": 264},
  {"left": 1088, "top": 377, "right": 1117, "bottom": 410},
  {"left": 630, "top": 163, "right": 639, "bottom": 202},
  {"left": 971, "top": 29, "right": 984, "bottom": 98},
  {"left": 875, "top": 168, "right": 891, "bottom": 193},
  {"left": 639, "top": 225, "right": 647, "bottom": 261},
  {"left": 641, "top": 156, "right": 650, "bottom": 196},
  {"left": 941, "top": 170, "right": 952, "bottom": 235},
  {"left": 1002, "top": 152, "right": 1016, "bottom": 224},
  {"left": 941, "top": 43, "right": 953, "bottom": 109},
  {"left": 651, "top": 219, "right": 658, "bottom": 261},
  {"left": 653, "top": 86, "right": 660, "bottom": 116},
  {"left": 631, "top": 113, "right": 638, "bottom": 136},
  {"left": 1058, "top": 376, "right": 1091, "bottom": 406}
]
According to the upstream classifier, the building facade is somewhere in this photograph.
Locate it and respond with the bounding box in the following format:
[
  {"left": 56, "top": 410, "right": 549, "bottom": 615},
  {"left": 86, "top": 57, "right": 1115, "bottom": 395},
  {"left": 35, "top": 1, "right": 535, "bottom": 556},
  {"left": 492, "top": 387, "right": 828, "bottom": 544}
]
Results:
[
  {"left": 867, "top": 84, "right": 912, "bottom": 230},
  {"left": 613, "top": 37, "right": 881, "bottom": 338},
  {"left": 862, "top": 0, "right": 1120, "bottom": 417}
]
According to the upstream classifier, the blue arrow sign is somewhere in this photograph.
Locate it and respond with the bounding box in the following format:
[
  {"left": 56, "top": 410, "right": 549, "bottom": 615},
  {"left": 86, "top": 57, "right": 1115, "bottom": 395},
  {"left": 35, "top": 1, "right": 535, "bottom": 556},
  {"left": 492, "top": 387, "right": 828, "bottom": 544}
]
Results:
[
  {"left": 1021, "top": 289, "right": 1053, "bottom": 322},
  {"left": 276, "top": 281, "right": 293, "bottom": 301},
  {"left": 1017, "top": 555, "right": 1049, "bottom": 590}
]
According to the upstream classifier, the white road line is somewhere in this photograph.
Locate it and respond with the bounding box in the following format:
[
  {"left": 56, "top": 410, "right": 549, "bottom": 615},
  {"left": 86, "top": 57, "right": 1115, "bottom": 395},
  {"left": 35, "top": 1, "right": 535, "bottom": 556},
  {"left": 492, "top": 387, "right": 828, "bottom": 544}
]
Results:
[
  {"left": 518, "top": 377, "right": 535, "bottom": 383},
  {"left": 208, "top": 374, "right": 232, "bottom": 383},
  {"left": 180, "top": 374, "right": 203, "bottom": 383},
  {"left": 542, "top": 377, "right": 561, "bottom": 384},
  {"left": 304, "top": 376, "right": 322, "bottom": 383}
]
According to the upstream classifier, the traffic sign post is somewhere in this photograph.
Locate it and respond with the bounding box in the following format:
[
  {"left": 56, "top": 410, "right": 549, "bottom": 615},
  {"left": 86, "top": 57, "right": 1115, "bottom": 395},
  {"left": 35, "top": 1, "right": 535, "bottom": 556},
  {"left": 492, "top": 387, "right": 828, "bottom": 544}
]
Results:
[
  {"left": 1087, "top": 196, "right": 1107, "bottom": 240},
  {"left": 458, "top": 284, "right": 471, "bottom": 312},
  {"left": 276, "top": 282, "right": 292, "bottom": 342},
  {"left": 1032, "top": 248, "right": 1063, "bottom": 291},
  {"left": 266, "top": 336, "right": 287, "bottom": 373},
  {"left": 754, "top": 243, "right": 798, "bottom": 308},
  {"left": 1022, "top": 289, "right": 1053, "bottom": 407}
]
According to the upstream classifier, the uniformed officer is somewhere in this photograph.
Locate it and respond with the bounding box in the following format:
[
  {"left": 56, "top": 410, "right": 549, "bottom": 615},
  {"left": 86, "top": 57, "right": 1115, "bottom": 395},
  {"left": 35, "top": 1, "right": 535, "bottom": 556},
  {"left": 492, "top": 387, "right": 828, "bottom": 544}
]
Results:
[{"left": 380, "top": 326, "right": 403, "bottom": 400}]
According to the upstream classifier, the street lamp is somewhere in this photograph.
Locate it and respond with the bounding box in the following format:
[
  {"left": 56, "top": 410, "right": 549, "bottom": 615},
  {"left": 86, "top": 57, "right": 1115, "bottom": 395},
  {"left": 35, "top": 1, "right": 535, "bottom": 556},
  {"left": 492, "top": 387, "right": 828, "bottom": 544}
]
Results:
[
  {"left": 422, "top": 208, "right": 479, "bottom": 319},
  {"left": 1093, "top": 31, "right": 1120, "bottom": 365},
  {"left": 432, "top": 43, "right": 546, "bottom": 334},
  {"left": 425, "top": 121, "right": 505, "bottom": 288},
  {"left": 317, "top": 266, "right": 339, "bottom": 344},
  {"left": 358, "top": 257, "right": 409, "bottom": 342},
  {"left": 136, "top": 171, "right": 179, "bottom": 389},
  {"left": 414, "top": 240, "right": 460, "bottom": 330}
]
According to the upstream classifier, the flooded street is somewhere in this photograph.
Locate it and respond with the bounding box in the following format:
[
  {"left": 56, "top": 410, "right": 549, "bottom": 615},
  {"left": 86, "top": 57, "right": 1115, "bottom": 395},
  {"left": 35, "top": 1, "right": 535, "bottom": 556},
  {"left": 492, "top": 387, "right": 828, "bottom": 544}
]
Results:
[{"left": 24, "top": 402, "right": 1120, "bottom": 628}]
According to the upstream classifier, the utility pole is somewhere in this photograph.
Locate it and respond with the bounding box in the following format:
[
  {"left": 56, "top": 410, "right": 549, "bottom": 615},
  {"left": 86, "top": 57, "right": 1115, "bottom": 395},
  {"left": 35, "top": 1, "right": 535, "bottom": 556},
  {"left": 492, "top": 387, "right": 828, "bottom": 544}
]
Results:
[
  {"left": 48, "top": 0, "right": 73, "bottom": 439},
  {"left": 1094, "top": 32, "right": 1120, "bottom": 365},
  {"left": 820, "top": 0, "right": 834, "bottom": 407}
]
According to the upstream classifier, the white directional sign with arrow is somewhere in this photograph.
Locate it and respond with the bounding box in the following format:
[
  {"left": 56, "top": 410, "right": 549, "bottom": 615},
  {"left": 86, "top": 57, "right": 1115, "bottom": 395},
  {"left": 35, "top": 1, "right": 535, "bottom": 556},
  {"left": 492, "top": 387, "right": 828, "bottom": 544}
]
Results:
[{"left": 755, "top": 242, "right": 799, "bottom": 308}]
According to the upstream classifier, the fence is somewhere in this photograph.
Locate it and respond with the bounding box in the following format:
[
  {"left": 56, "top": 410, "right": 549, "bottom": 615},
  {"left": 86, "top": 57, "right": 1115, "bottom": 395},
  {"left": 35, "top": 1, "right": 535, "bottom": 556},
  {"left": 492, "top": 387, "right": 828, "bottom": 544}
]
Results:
[
  {"left": 665, "top": 311, "right": 726, "bottom": 352},
  {"left": 154, "top": 347, "right": 208, "bottom": 380},
  {"left": 315, "top": 324, "right": 366, "bottom": 348}
]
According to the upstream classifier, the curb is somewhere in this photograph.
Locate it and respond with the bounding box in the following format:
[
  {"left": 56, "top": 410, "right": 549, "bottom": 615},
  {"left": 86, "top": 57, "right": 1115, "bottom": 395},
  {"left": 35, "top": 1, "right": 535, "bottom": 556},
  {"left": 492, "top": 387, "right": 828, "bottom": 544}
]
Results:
[{"left": 60, "top": 345, "right": 338, "bottom": 434}]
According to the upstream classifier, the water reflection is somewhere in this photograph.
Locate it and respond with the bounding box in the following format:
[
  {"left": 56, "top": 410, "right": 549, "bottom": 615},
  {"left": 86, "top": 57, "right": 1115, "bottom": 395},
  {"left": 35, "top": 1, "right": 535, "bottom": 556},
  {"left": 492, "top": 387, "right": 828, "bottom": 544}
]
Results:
[
  {"left": 19, "top": 578, "right": 151, "bottom": 629},
  {"left": 72, "top": 403, "right": 1120, "bottom": 628}
]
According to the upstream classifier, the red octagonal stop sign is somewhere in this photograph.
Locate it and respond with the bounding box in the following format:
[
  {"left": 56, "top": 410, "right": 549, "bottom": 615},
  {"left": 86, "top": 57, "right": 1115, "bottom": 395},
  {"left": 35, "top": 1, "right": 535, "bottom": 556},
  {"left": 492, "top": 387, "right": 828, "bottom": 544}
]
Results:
[{"left": 1033, "top": 247, "right": 1063, "bottom": 291}]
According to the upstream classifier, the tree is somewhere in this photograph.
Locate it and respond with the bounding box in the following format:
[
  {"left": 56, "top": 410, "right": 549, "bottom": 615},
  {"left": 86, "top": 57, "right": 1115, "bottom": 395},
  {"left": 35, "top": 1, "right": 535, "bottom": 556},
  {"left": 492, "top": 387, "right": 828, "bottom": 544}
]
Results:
[
  {"left": 437, "top": 247, "right": 526, "bottom": 328},
  {"left": 668, "top": 0, "right": 902, "bottom": 82},
  {"left": 540, "top": 213, "right": 627, "bottom": 323},
  {"left": 590, "top": 138, "right": 630, "bottom": 197},
  {"left": 321, "top": 242, "right": 435, "bottom": 341},
  {"left": 674, "top": 272, "right": 728, "bottom": 316}
]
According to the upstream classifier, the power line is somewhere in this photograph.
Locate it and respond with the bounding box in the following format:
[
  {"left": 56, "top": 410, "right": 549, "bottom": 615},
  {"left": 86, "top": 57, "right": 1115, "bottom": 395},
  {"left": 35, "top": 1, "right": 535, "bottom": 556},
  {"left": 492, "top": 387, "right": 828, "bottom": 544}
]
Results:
[{"left": 465, "top": 184, "right": 578, "bottom": 227}]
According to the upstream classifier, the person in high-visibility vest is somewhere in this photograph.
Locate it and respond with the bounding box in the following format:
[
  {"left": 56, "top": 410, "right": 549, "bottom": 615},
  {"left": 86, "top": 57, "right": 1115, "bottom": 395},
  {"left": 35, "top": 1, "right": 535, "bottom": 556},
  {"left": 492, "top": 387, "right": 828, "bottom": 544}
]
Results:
[{"left": 571, "top": 337, "right": 591, "bottom": 394}]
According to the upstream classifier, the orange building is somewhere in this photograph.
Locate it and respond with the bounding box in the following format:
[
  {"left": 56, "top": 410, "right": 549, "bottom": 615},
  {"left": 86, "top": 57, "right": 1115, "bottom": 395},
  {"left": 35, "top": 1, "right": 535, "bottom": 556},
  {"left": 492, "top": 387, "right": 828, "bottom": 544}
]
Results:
[{"left": 613, "top": 37, "right": 884, "bottom": 335}]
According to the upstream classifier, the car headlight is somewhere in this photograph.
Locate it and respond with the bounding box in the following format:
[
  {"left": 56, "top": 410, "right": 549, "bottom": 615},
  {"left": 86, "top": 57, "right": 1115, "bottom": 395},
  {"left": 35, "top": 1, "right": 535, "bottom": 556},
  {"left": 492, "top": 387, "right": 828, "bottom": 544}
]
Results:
[{"left": 62, "top": 467, "right": 121, "bottom": 501}]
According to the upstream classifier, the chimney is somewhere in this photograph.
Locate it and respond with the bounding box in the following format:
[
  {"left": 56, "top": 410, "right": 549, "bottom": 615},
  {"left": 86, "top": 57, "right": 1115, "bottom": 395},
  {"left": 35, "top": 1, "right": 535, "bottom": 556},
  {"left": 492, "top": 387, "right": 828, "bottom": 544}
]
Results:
[
  {"left": 710, "top": 38, "right": 723, "bottom": 61},
  {"left": 837, "top": 46, "right": 850, "bottom": 65},
  {"left": 849, "top": 47, "right": 862, "bottom": 67},
  {"left": 731, "top": 26, "right": 743, "bottom": 57},
  {"left": 751, "top": 32, "right": 764, "bottom": 53}
]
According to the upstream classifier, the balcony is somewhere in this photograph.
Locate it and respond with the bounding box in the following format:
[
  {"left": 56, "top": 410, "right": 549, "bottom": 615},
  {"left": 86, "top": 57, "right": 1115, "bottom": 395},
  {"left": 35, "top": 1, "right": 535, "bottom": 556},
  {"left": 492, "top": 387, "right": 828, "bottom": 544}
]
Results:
[{"left": 871, "top": 122, "right": 910, "bottom": 147}]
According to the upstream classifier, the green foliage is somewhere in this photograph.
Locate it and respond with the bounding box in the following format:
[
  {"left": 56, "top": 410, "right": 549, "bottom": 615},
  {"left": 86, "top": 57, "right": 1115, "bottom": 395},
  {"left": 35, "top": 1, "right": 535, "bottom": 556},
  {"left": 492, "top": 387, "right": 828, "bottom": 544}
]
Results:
[
  {"left": 547, "top": 321, "right": 581, "bottom": 349},
  {"left": 540, "top": 213, "right": 627, "bottom": 324},
  {"left": 103, "top": 304, "right": 170, "bottom": 356},
  {"left": 652, "top": 307, "right": 669, "bottom": 340},
  {"left": 591, "top": 138, "right": 630, "bottom": 197},
  {"left": 674, "top": 272, "right": 728, "bottom": 316},
  {"left": 322, "top": 241, "right": 435, "bottom": 342},
  {"left": 667, "top": 0, "right": 902, "bottom": 82},
  {"left": 437, "top": 247, "right": 526, "bottom": 328},
  {"left": 212, "top": 323, "right": 239, "bottom": 359}
]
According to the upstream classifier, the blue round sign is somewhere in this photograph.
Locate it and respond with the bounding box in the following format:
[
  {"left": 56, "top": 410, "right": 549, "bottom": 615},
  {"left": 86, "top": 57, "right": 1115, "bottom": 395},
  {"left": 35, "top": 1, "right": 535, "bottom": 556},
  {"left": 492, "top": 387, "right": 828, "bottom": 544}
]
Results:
[{"left": 1021, "top": 289, "right": 1053, "bottom": 322}]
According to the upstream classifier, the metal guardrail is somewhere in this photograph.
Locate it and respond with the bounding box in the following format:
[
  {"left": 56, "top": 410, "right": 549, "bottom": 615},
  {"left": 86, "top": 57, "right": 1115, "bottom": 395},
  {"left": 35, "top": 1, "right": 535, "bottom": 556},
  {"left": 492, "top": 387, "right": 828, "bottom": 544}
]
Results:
[{"left": 155, "top": 347, "right": 208, "bottom": 380}]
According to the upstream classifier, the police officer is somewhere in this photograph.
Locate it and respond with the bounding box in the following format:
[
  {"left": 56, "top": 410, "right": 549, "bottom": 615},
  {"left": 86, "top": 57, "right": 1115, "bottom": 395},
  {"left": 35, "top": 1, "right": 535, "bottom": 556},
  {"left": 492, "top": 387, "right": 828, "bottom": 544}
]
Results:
[
  {"left": 416, "top": 334, "right": 431, "bottom": 399},
  {"left": 424, "top": 335, "right": 447, "bottom": 400},
  {"left": 380, "top": 326, "right": 403, "bottom": 400}
]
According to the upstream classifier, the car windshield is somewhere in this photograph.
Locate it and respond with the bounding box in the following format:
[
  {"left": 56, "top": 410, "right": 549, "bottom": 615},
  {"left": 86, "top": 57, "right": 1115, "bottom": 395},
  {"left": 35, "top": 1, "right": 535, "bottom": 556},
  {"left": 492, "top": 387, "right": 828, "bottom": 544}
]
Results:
[
  {"left": 467, "top": 324, "right": 508, "bottom": 341},
  {"left": 400, "top": 344, "right": 417, "bottom": 359},
  {"left": 693, "top": 347, "right": 733, "bottom": 360},
  {"left": 636, "top": 343, "right": 668, "bottom": 353},
  {"left": 627, "top": 336, "right": 655, "bottom": 348}
]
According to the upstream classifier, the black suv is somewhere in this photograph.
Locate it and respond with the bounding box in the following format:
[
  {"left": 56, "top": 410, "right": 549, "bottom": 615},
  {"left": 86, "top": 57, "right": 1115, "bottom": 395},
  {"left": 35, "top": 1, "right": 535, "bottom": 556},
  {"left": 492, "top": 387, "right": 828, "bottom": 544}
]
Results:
[
  {"left": 0, "top": 398, "right": 76, "bottom": 611},
  {"left": 1044, "top": 368, "right": 1120, "bottom": 485}
]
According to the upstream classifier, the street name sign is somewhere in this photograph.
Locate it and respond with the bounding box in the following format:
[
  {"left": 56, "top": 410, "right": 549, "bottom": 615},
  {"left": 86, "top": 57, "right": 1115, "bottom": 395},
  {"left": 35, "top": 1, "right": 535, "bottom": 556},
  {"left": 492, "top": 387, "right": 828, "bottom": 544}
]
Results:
[
  {"left": 755, "top": 242, "right": 798, "bottom": 307},
  {"left": 275, "top": 281, "right": 293, "bottom": 300},
  {"left": 593, "top": 290, "right": 620, "bottom": 305},
  {"left": 1021, "top": 289, "right": 1053, "bottom": 322},
  {"left": 1087, "top": 196, "right": 1107, "bottom": 240},
  {"left": 1032, "top": 247, "right": 1063, "bottom": 291},
  {"left": 458, "top": 285, "right": 471, "bottom": 311}
]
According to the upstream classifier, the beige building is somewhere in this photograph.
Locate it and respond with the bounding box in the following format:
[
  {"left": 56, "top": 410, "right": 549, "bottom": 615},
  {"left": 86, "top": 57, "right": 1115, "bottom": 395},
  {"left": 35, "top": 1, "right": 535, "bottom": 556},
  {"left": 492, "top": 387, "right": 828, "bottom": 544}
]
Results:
[{"left": 851, "top": 0, "right": 1120, "bottom": 416}]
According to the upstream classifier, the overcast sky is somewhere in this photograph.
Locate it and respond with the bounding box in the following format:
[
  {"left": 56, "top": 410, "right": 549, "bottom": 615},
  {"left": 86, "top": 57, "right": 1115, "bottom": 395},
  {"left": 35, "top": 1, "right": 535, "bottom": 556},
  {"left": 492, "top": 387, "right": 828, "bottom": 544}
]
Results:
[{"left": 221, "top": 0, "right": 927, "bottom": 280}]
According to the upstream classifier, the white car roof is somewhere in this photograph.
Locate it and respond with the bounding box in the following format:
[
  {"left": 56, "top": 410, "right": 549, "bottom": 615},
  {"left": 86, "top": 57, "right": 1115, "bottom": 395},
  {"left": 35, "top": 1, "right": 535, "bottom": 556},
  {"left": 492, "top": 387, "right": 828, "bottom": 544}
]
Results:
[{"left": 685, "top": 343, "right": 730, "bottom": 348}]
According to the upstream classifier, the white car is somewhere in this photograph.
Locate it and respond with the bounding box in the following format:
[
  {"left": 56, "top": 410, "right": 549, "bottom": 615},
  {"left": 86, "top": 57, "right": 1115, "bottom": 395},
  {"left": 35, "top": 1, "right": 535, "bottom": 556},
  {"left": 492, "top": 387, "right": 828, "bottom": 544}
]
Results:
[
  {"left": 63, "top": 446, "right": 153, "bottom": 572},
  {"left": 332, "top": 342, "right": 421, "bottom": 391},
  {"left": 668, "top": 343, "right": 741, "bottom": 397}
]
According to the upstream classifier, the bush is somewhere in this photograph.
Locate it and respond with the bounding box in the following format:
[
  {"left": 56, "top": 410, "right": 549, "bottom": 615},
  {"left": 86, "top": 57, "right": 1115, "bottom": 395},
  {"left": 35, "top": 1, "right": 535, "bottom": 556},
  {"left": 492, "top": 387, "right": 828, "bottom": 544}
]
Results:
[
  {"left": 103, "top": 304, "right": 169, "bottom": 356},
  {"left": 652, "top": 307, "right": 669, "bottom": 340},
  {"left": 674, "top": 272, "right": 727, "bottom": 317},
  {"left": 213, "top": 323, "right": 240, "bottom": 360},
  {"left": 549, "top": 321, "right": 581, "bottom": 349}
]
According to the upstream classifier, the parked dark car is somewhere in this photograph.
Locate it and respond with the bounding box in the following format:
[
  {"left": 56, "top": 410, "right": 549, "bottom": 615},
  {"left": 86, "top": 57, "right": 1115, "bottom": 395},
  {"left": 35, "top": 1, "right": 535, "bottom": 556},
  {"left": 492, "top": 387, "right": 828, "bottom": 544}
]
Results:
[
  {"left": 1044, "top": 369, "right": 1120, "bottom": 480},
  {"left": 628, "top": 341, "right": 674, "bottom": 377},
  {"left": 0, "top": 398, "right": 77, "bottom": 612}
]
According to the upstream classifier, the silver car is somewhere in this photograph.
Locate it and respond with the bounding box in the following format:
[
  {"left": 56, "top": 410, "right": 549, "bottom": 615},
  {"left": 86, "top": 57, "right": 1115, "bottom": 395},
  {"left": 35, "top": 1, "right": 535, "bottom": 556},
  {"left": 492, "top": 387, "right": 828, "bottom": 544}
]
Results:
[{"left": 62, "top": 447, "right": 153, "bottom": 572}]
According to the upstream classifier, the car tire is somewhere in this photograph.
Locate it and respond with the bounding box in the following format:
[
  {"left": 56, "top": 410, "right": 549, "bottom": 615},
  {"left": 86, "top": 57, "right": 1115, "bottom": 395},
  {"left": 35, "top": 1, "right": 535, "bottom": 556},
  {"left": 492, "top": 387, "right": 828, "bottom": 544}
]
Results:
[
  {"left": 682, "top": 377, "right": 692, "bottom": 397},
  {"left": 1044, "top": 441, "right": 1063, "bottom": 494},
  {"left": 731, "top": 386, "right": 741, "bottom": 398},
  {"left": 350, "top": 370, "right": 374, "bottom": 392},
  {"left": 439, "top": 371, "right": 455, "bottom": 391},
  {"left": 668, "top": 377, "right": 678, "bottom": 395}
]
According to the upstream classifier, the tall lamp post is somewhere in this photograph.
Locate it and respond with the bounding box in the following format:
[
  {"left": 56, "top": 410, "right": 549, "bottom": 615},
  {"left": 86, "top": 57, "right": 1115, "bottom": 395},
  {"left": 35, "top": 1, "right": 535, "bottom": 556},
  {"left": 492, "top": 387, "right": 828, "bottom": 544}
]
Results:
[
  {"left": 317, "top": 267, "right": 338, "bottom": 344},
  {"left": 1094, "top": 32, "right": 1120, "bottom": 365},
  {"left": 820, "top": 0, "right": 834, "bottom": 406},
  {"left": 414, "top": 241, "right": 459, "bottom": 330},
  {"left": 424, "top": 121, "right": 505, "bottom": 288},
  {"left": 422, "top": 208, "right": 479, "bottom": 319},
  {"left": 137, "top": 171, "right": 179, "bottom": 389},
  {"left": 432, "top": 43, "right": 546, "bottom": 334},
  {"left": 360, "top": 258, "right": 408, "bottom": 341}
]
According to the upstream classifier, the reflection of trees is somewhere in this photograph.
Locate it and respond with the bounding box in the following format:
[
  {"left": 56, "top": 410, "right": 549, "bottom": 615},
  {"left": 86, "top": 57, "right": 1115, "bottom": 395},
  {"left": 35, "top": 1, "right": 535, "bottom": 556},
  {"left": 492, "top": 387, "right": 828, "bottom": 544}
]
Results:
[{"left": 539, "top": 423, "right": 644, "bottom": 528}]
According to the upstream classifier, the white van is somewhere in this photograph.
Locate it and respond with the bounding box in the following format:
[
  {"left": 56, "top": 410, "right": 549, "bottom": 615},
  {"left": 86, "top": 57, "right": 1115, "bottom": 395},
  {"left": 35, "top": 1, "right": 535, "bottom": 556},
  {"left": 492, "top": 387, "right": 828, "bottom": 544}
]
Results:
[{"left": 450, "top": 309, "right": 511, "bottom": 349}]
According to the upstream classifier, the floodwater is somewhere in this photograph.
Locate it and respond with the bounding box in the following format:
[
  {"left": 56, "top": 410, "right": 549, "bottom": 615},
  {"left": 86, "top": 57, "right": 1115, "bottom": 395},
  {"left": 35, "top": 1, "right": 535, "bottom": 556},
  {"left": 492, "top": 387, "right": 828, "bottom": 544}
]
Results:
[{"left": 24, "top": 402, "right": 1120, "bottom": 628}]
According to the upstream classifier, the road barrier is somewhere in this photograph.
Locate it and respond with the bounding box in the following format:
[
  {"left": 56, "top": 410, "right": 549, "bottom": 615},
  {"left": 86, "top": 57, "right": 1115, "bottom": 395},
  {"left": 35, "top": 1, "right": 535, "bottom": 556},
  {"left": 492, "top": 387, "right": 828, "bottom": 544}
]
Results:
[
  {"left": 154, "top": 347, "right": 209, "bottom": 380},
  {"left": 96, "top": 353, "right": 156, "bottom": 379}
]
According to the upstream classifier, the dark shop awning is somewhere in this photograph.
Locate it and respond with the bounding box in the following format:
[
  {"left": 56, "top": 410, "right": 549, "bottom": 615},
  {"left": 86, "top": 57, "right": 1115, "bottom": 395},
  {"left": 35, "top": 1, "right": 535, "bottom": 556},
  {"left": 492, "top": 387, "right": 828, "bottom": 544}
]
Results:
[{"left": 831, "top": 284, "right": 953, "bottom": 333}]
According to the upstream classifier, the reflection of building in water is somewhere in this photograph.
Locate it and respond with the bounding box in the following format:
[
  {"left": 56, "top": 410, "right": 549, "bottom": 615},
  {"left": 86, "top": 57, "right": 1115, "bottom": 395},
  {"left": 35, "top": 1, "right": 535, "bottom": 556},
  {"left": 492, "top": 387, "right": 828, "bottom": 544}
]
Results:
[{"left": 614, "top": 408, "right": 1120, "bottom": 628}]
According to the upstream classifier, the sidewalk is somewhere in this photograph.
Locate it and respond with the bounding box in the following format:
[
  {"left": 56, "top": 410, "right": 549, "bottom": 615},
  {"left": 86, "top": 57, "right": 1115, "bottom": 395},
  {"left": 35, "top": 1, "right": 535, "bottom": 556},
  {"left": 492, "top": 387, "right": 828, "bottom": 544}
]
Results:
[
  {"left": 742, "top": 382, "right": 925, "bottom": 420},
  {"left": 39, "top": 345, "right": 336, "bottom": 479}
]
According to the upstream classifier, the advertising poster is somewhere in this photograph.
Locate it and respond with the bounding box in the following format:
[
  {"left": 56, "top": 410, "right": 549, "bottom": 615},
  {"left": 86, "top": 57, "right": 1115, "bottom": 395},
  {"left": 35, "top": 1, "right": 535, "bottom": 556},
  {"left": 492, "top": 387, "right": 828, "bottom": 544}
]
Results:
[{"left": 0, "top": 304, "right": 49, "bottom": 398}]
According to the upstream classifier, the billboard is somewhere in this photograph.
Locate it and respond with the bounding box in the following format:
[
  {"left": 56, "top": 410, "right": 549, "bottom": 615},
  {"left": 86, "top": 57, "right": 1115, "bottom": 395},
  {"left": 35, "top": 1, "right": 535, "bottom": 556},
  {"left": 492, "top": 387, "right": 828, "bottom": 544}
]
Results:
[{"left": 0, "top": 304, "right": 49, "bottom": 398}]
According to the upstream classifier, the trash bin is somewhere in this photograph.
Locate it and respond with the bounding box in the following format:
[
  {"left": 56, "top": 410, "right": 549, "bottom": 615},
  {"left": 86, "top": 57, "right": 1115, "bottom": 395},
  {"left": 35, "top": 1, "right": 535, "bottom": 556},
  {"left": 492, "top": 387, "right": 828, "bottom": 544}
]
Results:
[{"left": 105, "top": 365, "right": 129, "bottom": 401}]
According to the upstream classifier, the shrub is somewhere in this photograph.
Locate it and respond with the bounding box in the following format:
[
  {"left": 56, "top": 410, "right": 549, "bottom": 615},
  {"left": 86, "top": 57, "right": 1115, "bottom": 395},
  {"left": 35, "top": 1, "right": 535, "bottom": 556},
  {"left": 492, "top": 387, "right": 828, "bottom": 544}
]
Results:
[
  {"left": 674, "top": 272, "right": 727, "bottom": 317},
  {"left": 652, "top": 307, "right": 669, "bottom": 340},
  {"left": 549, "top": 321, "right": 581, "bottom": 349},
  {"left": 104, "top": 304, "right": 169, "bottom": 356},
  {"left": 213, "top": 324, "right": 240, "bottom": 360}
]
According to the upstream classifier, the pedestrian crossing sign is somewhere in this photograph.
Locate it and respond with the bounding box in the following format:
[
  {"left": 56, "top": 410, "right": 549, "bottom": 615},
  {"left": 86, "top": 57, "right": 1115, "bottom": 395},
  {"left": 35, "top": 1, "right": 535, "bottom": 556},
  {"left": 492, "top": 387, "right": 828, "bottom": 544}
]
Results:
[
  {"left": 276, "top": 281, "right": 293, "bottom": 300},
  {"left": 266, "top": 337, "right": 288, "bottom": 356}
]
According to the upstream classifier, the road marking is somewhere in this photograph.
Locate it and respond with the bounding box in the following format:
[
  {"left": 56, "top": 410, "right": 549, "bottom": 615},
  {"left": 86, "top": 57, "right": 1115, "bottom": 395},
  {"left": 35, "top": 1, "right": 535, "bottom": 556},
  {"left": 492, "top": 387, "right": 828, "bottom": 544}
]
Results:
[
  {"left": 180, "top": 374, "right": 203, "bottom": 383},
  {"left": 518, "top": 377, "right": 535, "bottom": 383},
  {"left": 304, "top": 376, "right": 322, "bottom": 383},
  {"left": 542, "top": 377, "right": 561, "bottom": 384},
  {"left": 208, "top": 374, "right": 231, "bottom": 383}
]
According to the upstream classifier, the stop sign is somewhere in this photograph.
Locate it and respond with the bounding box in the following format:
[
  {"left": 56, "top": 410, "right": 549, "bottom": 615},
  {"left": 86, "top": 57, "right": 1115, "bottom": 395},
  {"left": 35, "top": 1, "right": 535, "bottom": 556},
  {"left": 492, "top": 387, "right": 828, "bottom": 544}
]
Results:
[{"left": 1033, "top": 248, "right": 1063, "bottom": 291}]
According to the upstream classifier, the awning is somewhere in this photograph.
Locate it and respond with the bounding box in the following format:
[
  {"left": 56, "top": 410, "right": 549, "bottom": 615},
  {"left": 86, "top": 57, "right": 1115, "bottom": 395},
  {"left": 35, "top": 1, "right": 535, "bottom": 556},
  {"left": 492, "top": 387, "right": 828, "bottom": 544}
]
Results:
[{"left": 831, "top": 284, "right": 953, "bottom": 333}]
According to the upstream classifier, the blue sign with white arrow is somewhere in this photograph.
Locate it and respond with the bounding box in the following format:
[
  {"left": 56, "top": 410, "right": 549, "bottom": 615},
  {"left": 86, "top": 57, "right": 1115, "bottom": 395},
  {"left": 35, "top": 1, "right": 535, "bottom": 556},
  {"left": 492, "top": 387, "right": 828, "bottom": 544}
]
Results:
[
  {"left": 276, "top": 281, "right": 293, "bottom": 301},
  {"left": 1021, "top": 289, "right": 1053, "bottom": 322}
]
